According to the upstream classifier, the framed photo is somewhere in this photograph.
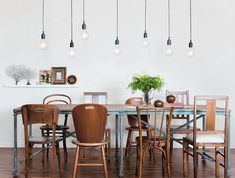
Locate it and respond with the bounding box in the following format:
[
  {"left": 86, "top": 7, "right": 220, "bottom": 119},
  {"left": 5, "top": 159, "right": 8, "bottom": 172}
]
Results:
[
  {"left": 39, "top": 70, "right": 51, "bottom": 84},
  {"left": 51, "top": 67, "right": 67, "bottom": 84}
]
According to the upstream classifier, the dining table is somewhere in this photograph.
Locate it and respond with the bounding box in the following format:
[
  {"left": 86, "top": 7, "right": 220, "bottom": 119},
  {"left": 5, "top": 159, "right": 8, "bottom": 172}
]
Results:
[{"left": 12, "top": 104, "right": 231, "bottom": 177}]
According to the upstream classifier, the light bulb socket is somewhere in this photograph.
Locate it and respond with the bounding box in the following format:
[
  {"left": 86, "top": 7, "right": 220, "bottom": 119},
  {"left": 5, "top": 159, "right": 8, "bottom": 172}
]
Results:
[
  {"left": 115, "top": 38, "right": 120, "bottom": 45},
  {"left": 70, "top": 40, "right": 74, "bottom": 48},
  {"left": 143, "top": 31, "right": 148, "bottom": 38},
  {"left": 41, "top": 32, "right": 46, "bottom": 39},
  {"left": 82, "top": 21, "right": 87, "bottom": 30},
  {"left": 167, "top": 38, "right": 172, "bottom": 45},
  {"left": 189, "top": 40, "right": 193, "bottom": 48}
]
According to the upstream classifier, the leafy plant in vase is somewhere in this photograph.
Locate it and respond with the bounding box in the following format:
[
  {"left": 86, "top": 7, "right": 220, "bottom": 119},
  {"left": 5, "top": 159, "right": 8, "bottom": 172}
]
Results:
[{"left": 128, "top": 74, "right": 164, "bottom": 105}]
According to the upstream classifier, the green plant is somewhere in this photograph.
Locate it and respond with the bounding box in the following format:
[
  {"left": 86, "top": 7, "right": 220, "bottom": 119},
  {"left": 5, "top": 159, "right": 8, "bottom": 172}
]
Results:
[{"left": 128, "top": 74, "right": 164, "bottom": 94}]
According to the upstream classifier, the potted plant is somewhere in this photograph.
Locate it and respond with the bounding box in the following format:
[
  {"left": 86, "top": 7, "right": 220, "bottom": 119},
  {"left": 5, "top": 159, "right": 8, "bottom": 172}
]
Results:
[{"left": 128, "top": 74, "right": 164, "bottom": 104}]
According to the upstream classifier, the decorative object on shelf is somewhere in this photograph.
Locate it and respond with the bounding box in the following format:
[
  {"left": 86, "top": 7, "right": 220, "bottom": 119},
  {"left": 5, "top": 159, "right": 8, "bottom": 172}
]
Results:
[
  {"left": 166, "top": 94, "right": 176, "bottom": 103},
  {"left": 67, "top": 75, "right": 77, "bottom": 85},
  {"left": 154, "top": 99, "right": 164, "bottom": 107},
  {"left": 69, "top": 0, "right": 76, "bottom": 57},
  {"left": 39, "top": 0, "right": 47, "bottom": 50},
  {"left": 128, "top": 74, "right": 164, "bottom": 105},
  {"left": 39, "top": 70, "right": 51, "bottom": 84},
  {"left": 81, "top": 0, "right": 89, "bottom": 41},
  {"left": 24, "top": 68, "right": 37, "bottom": 85},
  {"left": 142, "top": 0, "right": 149, "bottom": 47},
  {"left": 113, "top": 0, "right": 121, "bottom": 55},
  {"left": 51, "top": 67, "right": 67, "bottom": 84},
  {"left": 187, "top": 0, "right": 194, "bottom": 57},
  {"left": 165, "top": 0, "right": 173, "bottom": 56},
  {"left": 6, "top": 65, "right": 27, "bottom": 85}
]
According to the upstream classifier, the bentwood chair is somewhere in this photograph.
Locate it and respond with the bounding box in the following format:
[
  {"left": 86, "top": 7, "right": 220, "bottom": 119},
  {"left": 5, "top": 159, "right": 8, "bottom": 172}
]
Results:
[
  {"left": 40, "top": 94, "right": 72, "bottom": 162},
  {"left": 125, "top": 97, "right": 153, "bottom": 158},
  {"left": 83, "top": 92, "right": 111, "bottom": 153},
  {"left": 183, "top": 95, "right": 229, "bottom": 178},
  {"left": 72, "top": 104, "right": 108, "bottom": 178},
  {"left": 21, "top": 104, "right": 61, "bottom": 178},
  {"left": 136, "top": 106, "right": 174, "bottom": 178}
]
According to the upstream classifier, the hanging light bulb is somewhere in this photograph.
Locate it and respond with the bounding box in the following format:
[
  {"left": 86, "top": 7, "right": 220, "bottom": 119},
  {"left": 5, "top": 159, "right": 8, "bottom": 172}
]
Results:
[
  {"left": 81, "top": 22, "right": 89, "bottom": 40},
  {"left": 142, "top": 0, "right": 149, "bottom": 47},
  {"left": 165, "top": 0, "right": 173, "bottom": 56},
  {"left": 69, "top": 0, "right": 75, "bottom": 57},
  {"left": 187, "top": 0, "right": 195, "bottom": 58},
  {"left": 39, "top": 0, "right": 47, "bottom": 50},
  {"left": 113, "top": 0, "right": 121, "bottom": 55}
]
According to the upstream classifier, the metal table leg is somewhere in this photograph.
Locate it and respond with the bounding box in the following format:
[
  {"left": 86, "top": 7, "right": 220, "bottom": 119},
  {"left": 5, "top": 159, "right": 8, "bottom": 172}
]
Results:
[
  {"left": 227, "top": 113, "right": 231, "bottom": 178},
  {"left": 12, "top": 112, "right": 18, "bottom": 177},
  {"left": 115, "top": 114, "right": 119, "bottom": 158},
  {"left": 118, "top": 112, "right": 124, "bottom": 177}
]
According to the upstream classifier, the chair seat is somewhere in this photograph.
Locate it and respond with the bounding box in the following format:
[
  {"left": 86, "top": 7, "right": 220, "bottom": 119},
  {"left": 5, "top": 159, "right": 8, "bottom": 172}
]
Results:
[
  {"left": 186, "top": 132, "right": 224, "bottom": 144},
  {"left": 136, "top": 136, "right": 166, "bottom": 146},
  {"left": 170, "top": 125, "right": 200, "bottom": 134},
  {"left": 29, "top": 136, "right": 60, "bottom": 144},
  {"left": 40, "top": 124, "right": 69, "bottom": 131}
]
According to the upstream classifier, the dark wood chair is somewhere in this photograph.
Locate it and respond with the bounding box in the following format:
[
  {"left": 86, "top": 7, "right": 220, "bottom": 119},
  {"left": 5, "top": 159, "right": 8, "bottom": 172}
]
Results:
[
  {"left": 125, "top": 97, "right": 153, "bottom": 158},
  {"left": 183, "top": 95, "right": 229, "bottom": 178},
  {"left": 166, "top": 90, "right": 192, "bottom": 159},
  {"left": 83, "top": 92, "right": 111, "bottom": 154},
  {"left": 21, "top": 104, "right": 61, "bottom": 178},
  {"left": 40, "top": 94, "right": 72, "bottom": 162},
  {"left": 136, "top": 106, "right": 174, "bottom": 178},
  {"left": 72, "top": 104, "right": 108, "bottom": 178}
]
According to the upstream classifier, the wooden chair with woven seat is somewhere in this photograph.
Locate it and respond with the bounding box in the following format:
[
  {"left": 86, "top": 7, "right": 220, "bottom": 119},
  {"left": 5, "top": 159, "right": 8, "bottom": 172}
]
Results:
[
  {"left": 21, "top": 104, "right": 61, "bottom": 178},
  {"left": 72, "top": 104, "right": 108, "bottom": 178},
  {"left": 83, "top": 92, "right": 111, "bottom": 154},
  {"left": 40, "top": 94, "right": 72, "bottom": 163},
  {"left": 183, "top": 95, "right": 229, "bottom": 178},
  {"left": 135, "top": 106, "right": 174, "bottom": 178},
  {"left": 125, "top": 97, "right": 153, "bottom": 158}
]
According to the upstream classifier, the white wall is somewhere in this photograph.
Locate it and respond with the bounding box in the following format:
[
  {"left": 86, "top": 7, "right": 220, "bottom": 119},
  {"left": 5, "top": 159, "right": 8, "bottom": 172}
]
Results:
[{"left": 0, "top": 0, "right": 234, "bottom": 148}]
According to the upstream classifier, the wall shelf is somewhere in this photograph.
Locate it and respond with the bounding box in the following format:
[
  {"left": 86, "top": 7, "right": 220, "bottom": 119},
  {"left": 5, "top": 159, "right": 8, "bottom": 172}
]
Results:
[{"left": 3, "top": 84, "right": 79, "bottom": 88}]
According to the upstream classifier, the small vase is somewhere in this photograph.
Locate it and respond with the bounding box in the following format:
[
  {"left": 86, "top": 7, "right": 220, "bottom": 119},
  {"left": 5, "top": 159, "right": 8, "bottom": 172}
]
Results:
[
  {"left": 143, "top": 92, "right": 151, "bottom": 105},
  {"left": 166, "top": 95, "right": 176, "bottom": 103},
  {"left": 154, "top": 100, "right": 164, "bottom": 107}
]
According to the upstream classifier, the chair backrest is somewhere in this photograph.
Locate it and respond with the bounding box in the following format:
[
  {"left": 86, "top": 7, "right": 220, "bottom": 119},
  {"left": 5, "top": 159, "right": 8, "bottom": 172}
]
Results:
[
  {"left": 166, "top": 90, "right": 189, "bottom": 105},
  {"left": 72, "top": 104, "right": 108, "bottom": 143},
  {"left": 125, "top": 97, "right": 146, "bottom": 127},
  {"left": 137, "top": 106, "right": 174, "bottom": 147},
  {"left": 193, "top": 96, "right": 229, "bottom": 143},
  {"left": 43, "top": 94, "right": 72, "bottom": 104},
  {"left": 83, "top": 92, "right": 107, "bottom": 104}
]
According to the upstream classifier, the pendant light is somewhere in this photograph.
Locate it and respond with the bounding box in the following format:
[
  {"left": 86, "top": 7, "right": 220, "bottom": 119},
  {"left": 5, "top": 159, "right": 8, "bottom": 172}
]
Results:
[
  {"left": 81, "top": 0, "right": 89, "bottom": 41},
  {"left": 69, "top": 0, "right": 75, "bottom": 57},
  {"left": 39, "top": 0, "right": 47, "bottom": 50},
  {"left": 142, "top": 0, "right": 149, "bottom": 47},
  {"left": 165, "top": 0, "right": 173, "bottom": 56},
  {"left": 113, "top": 0, "right": 121, "bottom": 55},
  {"left": 187, "top": 0, "right": 194, "bottom": 57}
]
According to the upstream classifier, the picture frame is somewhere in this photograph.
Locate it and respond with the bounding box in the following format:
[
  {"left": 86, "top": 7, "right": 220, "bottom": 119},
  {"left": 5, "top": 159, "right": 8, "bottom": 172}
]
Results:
[
  {"left": 51, "top": 67, "right": 67, "bottom": 84},
  {"left": 39, "top": 70, "right": 51, "bottom": 84}
]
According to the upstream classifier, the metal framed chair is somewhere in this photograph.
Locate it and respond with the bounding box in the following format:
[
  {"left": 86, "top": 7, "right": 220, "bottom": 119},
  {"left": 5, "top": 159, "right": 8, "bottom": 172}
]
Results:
[
  {"left": 40, "top": 94, "right": 72, "bottom": 162},
  {"left": 135, "top": 106, "right": 174, "bottom": 178},
  {"left": 72, "top": 104, "right": 108, "bottom": 178},
  {"left": 21, "top": 104, "right": 61, "bottom": 178},
  {"left": 183, "top": 95, "right": 229, "bottom": 178}
]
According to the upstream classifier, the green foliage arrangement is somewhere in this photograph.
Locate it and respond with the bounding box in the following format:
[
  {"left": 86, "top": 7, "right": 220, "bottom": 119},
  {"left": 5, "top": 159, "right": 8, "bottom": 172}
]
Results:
[{"left": 128, "top": 74, "right": 164, "bottom": 94}]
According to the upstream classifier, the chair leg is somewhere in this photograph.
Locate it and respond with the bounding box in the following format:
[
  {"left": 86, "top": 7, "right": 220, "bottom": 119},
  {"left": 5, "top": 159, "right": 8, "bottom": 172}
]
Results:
[
  {"left": 41, "top": 130, "right": 45, "bottom": 163},
  {"left": 166, "top": 146, "right": 171, "bottom": 177},
  {"left": 46, "top": 130, "right": 49, "bottom": 159},
  {"left": 25, "top": 144, "right": 29, "bottom": 178},
  {"left": 51, "top": 142, "right": 56, "bottom": 178},
  {"left": 56, "top": 142, "right": 62, "bottom": 177},
  {"left": 135, "top": 145, "right": 139, "bottom": 176},
  {"left": 101, "top": 145, "right": 108, "bottom": 178},
  {"left": 162, "top": 152, "right": 165, "bottom": 176},
  {"left": 170, "top": 133, "right": 173, "bottom": 162},
  {"left": 63, "top": 131, "right": 68, "bottom": 163},
  {"left": 183, "top": 142, "right": 189, "bottom": 177},
  {"left": 146, "top": 131, "right": 152, "bottom": 159},
  {"left": 224, "top": 146, "right": 228, "bottom": 178},
  {"left": 138, "top": 146, "right": 143, "bottom": 178},
  {"left": 215, "top": 147, "right": 220, "bottom": 178},
  {"left": 193, "top": 149, "right": 198, "bottom": 178},
  {"left": 72, "top": 146, "right": 80, "bottom": 178},
  {"left": 125, "top": 130, "right": 131, "bottom": 157}
]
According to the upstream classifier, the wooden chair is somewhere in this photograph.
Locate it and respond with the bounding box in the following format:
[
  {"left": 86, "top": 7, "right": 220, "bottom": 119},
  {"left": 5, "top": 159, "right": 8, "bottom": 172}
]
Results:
[
  {"left": 72, "top": 104, "right": 108, "bottom": 178},
  {"left": 125, "top": 97, "right": 153, "bottom": 158},
  {"left": 21, "top": 104, "right": 61, "bottom": 178},
  {"left": 83, "top": 92, "right": 111, "bottom": 153},
  {"left": 183, "top": 95, "right": 229, "bottom": 178},
  {"left": 166, "top": 90, "right": 192, "bottom": 158},
  {"left": 136, "top": 106, "right": 174, "bottom": 178},
  {"left": 40, "top": 94, "right": 72, "bottom": 162}
]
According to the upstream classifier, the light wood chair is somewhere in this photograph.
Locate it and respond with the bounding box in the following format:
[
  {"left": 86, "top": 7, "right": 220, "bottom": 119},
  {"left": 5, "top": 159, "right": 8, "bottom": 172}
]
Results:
[
  {"left": 72, "top": 104, "right": 108, "bottom": 178},
  {"left": 21, "top": 104, "right": 61, "bottom": 178},
  {"left": 83, "top": 92, "right": 111, "bottom": 153},
  {"left": 40, "top": 94, "right": 72, "bottom": 163},
  {"left": 136, "top": 106, "right": 174, "bottom": 178},
  {"left": 125, "top": 97, "right": 153, "bottom": 158},
  {"left": 183, "top": 95, "right": 229, "bottom": 178}
]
